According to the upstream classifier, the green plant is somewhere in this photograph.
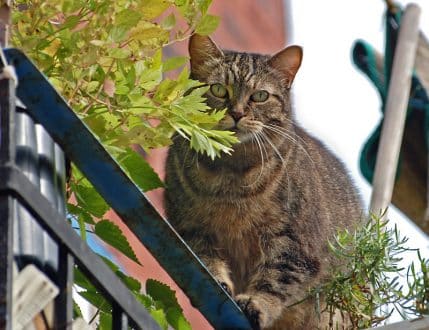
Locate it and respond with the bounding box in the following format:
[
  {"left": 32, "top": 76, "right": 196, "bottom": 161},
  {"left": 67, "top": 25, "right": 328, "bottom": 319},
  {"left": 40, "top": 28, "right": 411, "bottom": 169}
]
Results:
[
  {"left": 308, "top": 214, "right": 429, "bottom": 329},
  {"left": 405, "top": 251, "right": 429, "bottom": 317},
  {"left": 12, "top": 0, "right": 236, "bottom": 328}
]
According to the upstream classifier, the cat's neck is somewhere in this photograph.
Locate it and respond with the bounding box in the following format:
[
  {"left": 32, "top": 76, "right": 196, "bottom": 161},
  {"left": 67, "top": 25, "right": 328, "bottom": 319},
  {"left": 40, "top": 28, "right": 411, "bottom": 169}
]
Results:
[{"left": 177, "top": 138, "right": 293, "bottom": 199}]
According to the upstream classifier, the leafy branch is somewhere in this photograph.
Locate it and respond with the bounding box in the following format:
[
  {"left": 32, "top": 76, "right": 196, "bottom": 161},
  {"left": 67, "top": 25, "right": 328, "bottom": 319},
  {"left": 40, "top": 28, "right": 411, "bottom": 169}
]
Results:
[{"left": 308, "top": 214, "right": 429, "bottom": 329}]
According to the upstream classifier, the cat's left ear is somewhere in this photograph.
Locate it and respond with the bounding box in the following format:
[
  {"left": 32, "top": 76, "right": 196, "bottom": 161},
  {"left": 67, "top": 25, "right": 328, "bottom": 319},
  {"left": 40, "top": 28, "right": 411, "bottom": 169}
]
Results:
[
  {"left": 268, "top": 45, "right": 303, "bottom": 89},
  {"left": 189, "top": 33, "right": 224, "bottom": 79}
]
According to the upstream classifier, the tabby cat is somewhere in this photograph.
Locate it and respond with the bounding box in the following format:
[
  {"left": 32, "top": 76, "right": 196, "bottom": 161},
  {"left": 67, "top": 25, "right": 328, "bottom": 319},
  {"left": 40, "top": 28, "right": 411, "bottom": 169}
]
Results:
[{"left": 165, "top": 34, "right": 363, "bottom": 330}]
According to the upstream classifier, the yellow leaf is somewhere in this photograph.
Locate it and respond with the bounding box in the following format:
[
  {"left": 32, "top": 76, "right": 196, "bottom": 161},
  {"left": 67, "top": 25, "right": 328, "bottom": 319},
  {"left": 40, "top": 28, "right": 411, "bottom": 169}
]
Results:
[
  {"left": 138, "top": 0, "right": 171, "bottom": 20},
  {"left": 129, "top": 21, "right": 169, "bottom": 47},
  {"left": 43, "top": 38, "right": 61, "bottom": 56}
]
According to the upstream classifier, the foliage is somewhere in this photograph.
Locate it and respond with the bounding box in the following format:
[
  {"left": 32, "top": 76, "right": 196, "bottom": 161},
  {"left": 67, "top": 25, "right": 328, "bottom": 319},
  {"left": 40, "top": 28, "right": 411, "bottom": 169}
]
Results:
[
  {"left": 75, "top": 258, "right": 191, "bottom": 330},
  {"left": 309, "top": 214, "right": 429, "bottom": 329},
  {"left": 405, "top": 251, "right": 429, "bottom": 316},
  {"left": 11, "top": 0, "right": 236, "bottom": 162},
  {"left": 11, "top": 0, "right": 235, "bottom": 329}
]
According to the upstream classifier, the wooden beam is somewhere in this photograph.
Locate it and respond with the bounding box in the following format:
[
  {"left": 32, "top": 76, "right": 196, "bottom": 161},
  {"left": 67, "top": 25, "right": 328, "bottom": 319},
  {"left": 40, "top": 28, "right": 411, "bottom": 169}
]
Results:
[{"left": 369, "top": 4, "right": 421, "bottom": 217}]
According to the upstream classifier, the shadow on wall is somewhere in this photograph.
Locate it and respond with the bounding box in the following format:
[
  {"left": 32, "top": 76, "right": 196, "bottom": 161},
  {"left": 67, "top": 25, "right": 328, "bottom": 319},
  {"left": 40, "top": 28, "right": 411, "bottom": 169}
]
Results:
[{"left": 106, "top": 1, "right": 289, "bottom": 328}]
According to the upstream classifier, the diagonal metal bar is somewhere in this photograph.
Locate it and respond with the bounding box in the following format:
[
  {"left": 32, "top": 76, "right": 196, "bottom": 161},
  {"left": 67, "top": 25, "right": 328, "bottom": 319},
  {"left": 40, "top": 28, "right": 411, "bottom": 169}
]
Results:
[
  {"left": 0, "top": 165, "right": 161, "bottom": 330},
  {"left": 4, "top": 48, "right": 251, "bottom": 330}
]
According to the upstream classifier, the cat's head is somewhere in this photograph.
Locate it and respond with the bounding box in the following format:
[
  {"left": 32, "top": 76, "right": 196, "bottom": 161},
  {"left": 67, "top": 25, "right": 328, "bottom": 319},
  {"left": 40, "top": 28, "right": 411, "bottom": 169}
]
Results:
[{"left": 189, "top": 34, "right": 302, "bottom": 145}]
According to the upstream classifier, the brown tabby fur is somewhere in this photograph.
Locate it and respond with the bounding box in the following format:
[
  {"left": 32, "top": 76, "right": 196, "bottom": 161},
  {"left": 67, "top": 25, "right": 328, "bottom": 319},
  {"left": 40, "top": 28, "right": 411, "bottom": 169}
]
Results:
[{"left": 165, "top": 34, "right": 363, "bottom": 330}]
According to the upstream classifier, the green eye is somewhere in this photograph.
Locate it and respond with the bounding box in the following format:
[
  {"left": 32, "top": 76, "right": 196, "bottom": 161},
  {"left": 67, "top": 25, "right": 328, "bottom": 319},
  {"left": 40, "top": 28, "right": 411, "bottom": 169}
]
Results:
[
  {"left": 250, "top": 90, "right": 269, "bottom": 102},
  {"left": 210, "top": 83, "right": 228, "bottom": 98}
]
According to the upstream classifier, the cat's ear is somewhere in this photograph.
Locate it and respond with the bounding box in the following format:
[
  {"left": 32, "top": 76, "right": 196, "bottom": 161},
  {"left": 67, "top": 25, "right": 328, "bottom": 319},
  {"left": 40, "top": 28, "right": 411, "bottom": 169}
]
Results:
[
  {"left": 268, "top": 45, "right": 303, "bottom": 88},
  {"left": 189, "top": 34, "right": 224, "bottom": 76}
]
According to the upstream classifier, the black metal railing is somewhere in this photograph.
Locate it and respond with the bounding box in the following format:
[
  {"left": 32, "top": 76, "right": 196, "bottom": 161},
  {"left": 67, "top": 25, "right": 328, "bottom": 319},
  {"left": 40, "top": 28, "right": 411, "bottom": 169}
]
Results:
[{"left": 0, "top": 48, "right": 251, "bottom": 330}]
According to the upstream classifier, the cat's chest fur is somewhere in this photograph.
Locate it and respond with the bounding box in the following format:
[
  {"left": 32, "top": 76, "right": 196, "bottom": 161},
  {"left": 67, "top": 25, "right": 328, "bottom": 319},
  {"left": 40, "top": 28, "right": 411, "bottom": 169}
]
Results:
[
  {"left": 174, "top": 158, "right": 284, "bottom": 283},
  {"left": 193, "top": 194, "right": 276, "bottom": 287}
]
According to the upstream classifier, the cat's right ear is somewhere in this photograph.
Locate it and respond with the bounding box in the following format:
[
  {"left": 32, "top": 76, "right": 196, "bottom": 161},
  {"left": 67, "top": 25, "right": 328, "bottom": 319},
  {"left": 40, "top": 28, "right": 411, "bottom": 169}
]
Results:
[
  {"left": 269, "top": 45, "right": 303, "bottom": 89},
  {"left": 189, "top": 34, "right": 224, "bottom": 77}
]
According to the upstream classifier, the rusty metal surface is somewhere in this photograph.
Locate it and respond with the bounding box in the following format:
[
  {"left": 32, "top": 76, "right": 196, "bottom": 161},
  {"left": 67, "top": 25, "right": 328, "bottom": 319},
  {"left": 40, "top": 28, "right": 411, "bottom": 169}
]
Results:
[{"left": 4, "top": 48, "right": 251, "bottom": 329}]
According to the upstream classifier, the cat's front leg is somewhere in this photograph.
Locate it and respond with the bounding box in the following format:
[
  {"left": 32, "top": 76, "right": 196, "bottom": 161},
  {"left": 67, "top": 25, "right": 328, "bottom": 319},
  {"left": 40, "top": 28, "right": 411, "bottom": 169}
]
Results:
[
  {"left": 235, "top": 291, "right": 283, "bottom": 330},
  {"left": 200, "top": 256, "right": 235, "bottom": 296},
  {"left": 236, "top": 254, "right": 320, "bottom": 329},
  {"left": 235, "top": 289, "right": 285, "bottom": 330}
]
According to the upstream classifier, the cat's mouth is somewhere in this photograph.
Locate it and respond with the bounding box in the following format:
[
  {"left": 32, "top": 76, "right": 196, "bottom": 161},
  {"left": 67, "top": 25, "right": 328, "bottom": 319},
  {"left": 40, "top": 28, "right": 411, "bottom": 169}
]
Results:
[{"left": 217, "top": 114, "right": 263, "bottom": 143}]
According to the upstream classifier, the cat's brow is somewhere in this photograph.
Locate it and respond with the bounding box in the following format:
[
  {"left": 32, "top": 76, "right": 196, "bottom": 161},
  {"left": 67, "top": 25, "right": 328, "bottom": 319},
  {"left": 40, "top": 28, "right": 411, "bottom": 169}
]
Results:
[
  {"left": 226, "top": 53, "right": 258, "bottom": 86},
  {"left": 244, "top": 55, "right": 255, "bottom": 82}
]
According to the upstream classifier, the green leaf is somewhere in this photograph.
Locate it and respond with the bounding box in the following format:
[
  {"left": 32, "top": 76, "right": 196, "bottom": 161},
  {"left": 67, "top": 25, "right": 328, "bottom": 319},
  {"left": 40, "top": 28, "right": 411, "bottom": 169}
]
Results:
[
  {"left": 150, "top": 309, "right": 168, "bottom": 330},
  {"left": 130, "top": 21, "right": 169, "bottom": 48},
  {"left": 146, "top": 279, "right": 191, "bottom": 330},
  {"left": 195, "top": 14, "right": 220, "bottom": 35},
  {"left": 74, "top": 267, "right": 96, "bottom": 292},
  {"left": 63, "top": 15, "right": 80, "bottom": 30},
  {"left": 86, "top": 80, "right": 99, "bottom": 93},
  {"left": 98, "top": 254, "right": 142, "bottom": 292},
  {"left": 67, "top": 203, "right": 95, "bottom": 241},
  {"left": 67, "top": 203, "right": 96, "bottom": 225},
  {"left": 98, "top": 311, "right": 112, "bottom": 330},
  {"left": 166, "top": 308, "right": 192, "bottom": 330},
  {"left": 108, "top": 26, "right": 128, "bottom": 43},
  {"left": 94, "top": 220, "right": 141, "bottom": 265},
  {"left": 118, "top": 272, "right": 142, "bottom": 292},
  {"left": 118, "top": 148, "right": 164, "bottom": 192},
  {"left": 73, "top": 301, "right": 83, "bottom": 319},
  {"left": 139, "top": 0, "right": 171, "bottom": 20},
  {"left": 73, "top": 182, "right": 109, "bottom": 218},
  {"left": 146, "top": 279, "right": 182, "bottom": 312},
  {"left": 196, "top": 0, "right": 211, "bottom": 15},
  {"left": 78, "top": 290, "right": 111, "bottom": 313},
  {"left": 140, "top": 65, "right": 163, "bottom": 90},
  {"left": 116, "top": 9, "right": 142, "bottom": 29},
  {"left": 114, "top": 84, "right": 130, "bottom": 95},
  {"left": 161, "top": 13, "right": 176, "bottom": 30},
  {"left": 108, "top": 48, "right": 131, "bottom": 59},
  {"left": 135, "top": 292, "right": 155, "bottom": 309},
  {"left": 162, "top": 56, "right": 188, "bottom": 72}
]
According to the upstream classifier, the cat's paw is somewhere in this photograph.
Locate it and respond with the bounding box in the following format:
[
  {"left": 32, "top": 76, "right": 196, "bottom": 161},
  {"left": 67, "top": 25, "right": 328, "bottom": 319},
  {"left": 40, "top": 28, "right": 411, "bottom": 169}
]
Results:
[{"left": 235, "top": 294, "right": 268, "bottom": 330}]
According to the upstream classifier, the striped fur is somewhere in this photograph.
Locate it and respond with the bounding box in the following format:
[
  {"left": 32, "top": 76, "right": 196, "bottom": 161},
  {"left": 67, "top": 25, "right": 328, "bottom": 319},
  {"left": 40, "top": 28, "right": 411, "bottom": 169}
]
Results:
[{"left": 165, "top": 34, "right": 363, "bottom": 330}]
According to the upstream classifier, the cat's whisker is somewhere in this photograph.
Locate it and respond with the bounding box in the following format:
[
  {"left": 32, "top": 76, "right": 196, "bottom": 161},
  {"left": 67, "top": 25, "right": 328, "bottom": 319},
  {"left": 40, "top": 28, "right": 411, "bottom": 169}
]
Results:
[
  {"left": 265, "top": 123, "right": 309, "bottom": 148},
  {"left": 262, "top": 124, "right": 315, "bottom": 166},
  {"left": 242, "top": 132, "right": 265, "bottom": 187},
  {"left": 254, "top": 130, "right": 270, "bottom": 162},
  {"left": 258, "top": 131, "right": 284, "bottom": 163},
  {"left": 252, "top": 132, "right": 266, "bottom": 183},
  {"left": 195, "top": 152, "right": 200, "bottom": 169}
]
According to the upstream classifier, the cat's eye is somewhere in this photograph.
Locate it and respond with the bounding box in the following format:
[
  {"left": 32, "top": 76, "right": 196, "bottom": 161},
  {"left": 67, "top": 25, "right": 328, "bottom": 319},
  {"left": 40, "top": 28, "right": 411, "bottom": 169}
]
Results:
[
  {"left": 250, "top": 90, "right": 269, "bottom": 102},
  {"left": 210, "top": 83, "right": 228, "bottom": 98}
]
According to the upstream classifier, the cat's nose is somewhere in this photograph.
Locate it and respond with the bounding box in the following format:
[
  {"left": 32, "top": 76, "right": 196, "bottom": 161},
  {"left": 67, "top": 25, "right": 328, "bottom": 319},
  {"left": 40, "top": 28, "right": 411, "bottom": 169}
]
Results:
[{"left": 230, "top": 109, "right": 245, "bottom": 122}]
